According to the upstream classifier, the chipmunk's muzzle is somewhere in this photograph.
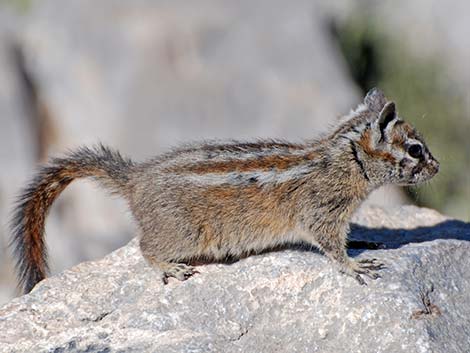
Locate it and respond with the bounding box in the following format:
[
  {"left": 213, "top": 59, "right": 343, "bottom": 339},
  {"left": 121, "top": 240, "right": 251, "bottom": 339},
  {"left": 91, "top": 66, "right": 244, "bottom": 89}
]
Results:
[{"left": 411, "top": 157, "right": 439, "bottom": 184}]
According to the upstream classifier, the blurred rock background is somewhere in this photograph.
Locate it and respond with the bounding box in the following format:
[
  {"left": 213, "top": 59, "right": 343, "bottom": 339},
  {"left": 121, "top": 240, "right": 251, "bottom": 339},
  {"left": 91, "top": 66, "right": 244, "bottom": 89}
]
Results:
[{"left": 0, "top": 0, "right": 468, "bottom": 304}]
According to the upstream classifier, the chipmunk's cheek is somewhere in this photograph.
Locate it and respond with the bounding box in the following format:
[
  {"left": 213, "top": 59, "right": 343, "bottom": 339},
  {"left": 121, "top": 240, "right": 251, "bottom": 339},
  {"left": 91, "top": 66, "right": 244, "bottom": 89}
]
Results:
[
  {"left": 403, "top": 160, "right": 428, "bottom": 185},
  {"left": 407, "top": 163, "right": 427, "bottom": 184},
  {"left": 398, "top": 158, "right": 415, "bottom": 183}
]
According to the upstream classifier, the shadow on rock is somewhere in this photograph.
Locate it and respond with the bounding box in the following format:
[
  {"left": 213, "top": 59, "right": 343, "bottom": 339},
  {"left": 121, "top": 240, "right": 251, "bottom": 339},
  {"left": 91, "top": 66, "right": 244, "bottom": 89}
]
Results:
[
  {"left": 187, "top": 220, "right": 470, "bottom": 265},
  {"left": 348, "top": 219, "right": 470, "bottom": 251}
]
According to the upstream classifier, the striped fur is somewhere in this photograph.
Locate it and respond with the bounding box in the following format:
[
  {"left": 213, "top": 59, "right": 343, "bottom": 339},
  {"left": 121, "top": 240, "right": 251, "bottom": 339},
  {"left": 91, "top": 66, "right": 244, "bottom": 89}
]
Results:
[{"left": 11, "top": 88, "right": 439, "bottom": 292}]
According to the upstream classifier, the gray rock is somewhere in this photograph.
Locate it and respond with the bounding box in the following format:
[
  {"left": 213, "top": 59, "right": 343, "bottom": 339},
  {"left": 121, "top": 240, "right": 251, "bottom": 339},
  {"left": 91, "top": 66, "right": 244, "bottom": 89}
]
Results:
[{"left": 1, "top": 205, "right": 469, "bottom": 353}]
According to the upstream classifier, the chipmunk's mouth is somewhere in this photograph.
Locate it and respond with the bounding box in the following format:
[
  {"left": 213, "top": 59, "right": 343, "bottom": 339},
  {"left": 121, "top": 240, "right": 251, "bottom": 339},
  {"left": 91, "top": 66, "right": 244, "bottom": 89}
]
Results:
[
  {"left": 407, "top": 158, "right": 439, "bottom": 185},
  {"left": 408, "top": 167, "right": 439, "bottom": 185},
  {"left": 398, "top": 169, "right": 436, "bottom": 187}
]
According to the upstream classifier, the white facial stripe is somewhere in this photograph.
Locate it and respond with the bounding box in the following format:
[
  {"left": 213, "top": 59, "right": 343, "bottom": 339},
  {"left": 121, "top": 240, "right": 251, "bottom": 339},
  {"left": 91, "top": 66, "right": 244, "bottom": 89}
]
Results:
[{"left": 407, "top": 139, "right": 423, "bottom": 146}]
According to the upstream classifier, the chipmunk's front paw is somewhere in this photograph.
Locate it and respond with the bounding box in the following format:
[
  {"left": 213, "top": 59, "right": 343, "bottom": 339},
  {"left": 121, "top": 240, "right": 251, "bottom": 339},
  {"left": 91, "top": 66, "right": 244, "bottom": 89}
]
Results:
[
  {"left": 341, "top": 258, "right": 385, "bottom": 285},
  {"left": 162, "top": 264, "right": 200, "bottom": 284}
]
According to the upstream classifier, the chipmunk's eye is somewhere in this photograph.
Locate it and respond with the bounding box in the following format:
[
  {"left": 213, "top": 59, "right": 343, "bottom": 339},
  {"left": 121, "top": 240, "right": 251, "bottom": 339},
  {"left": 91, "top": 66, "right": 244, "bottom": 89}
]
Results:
[{"left": 408, "top": 144, "right": 423, "bottom": 159}]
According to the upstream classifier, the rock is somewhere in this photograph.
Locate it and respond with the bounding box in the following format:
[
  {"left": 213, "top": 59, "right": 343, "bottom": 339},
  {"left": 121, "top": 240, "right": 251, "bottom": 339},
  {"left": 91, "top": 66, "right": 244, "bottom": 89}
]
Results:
[{"left": 1, "top": 205, "right": 469, "bottom": 353}]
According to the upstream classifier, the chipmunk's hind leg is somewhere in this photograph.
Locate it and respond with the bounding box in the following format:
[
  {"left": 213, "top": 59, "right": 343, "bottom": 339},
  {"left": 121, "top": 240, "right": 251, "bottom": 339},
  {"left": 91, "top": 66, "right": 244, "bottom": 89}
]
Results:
[{"left": 139, "top": 233, "right": 200, "bottom": 284}]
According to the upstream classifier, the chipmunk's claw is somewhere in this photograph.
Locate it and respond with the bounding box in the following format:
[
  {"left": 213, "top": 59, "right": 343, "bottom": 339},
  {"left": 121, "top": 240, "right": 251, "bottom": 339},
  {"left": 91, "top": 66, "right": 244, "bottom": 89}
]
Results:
[
  {"left": 358, "top": 258, "right": 386, "bottom": 271},
  {"left": 355, "top": 274, "right": 367, "bottom": 286}
]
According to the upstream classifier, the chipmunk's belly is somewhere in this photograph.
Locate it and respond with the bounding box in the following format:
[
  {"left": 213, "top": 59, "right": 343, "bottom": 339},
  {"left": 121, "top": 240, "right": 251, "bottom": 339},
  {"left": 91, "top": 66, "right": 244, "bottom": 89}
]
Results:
[{"left": 193, "top": 205, "right": 300, "bottom": 259}]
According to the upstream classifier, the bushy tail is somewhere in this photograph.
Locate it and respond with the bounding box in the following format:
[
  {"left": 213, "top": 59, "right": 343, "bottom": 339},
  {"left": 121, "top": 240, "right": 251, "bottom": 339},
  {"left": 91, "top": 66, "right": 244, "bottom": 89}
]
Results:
[{"left": 10, "top": 144, "right": 134, "bottom": 294}]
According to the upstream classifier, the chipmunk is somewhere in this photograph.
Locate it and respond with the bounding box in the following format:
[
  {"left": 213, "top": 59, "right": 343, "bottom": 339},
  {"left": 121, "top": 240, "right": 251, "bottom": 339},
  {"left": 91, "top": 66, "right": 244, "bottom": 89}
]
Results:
[{"left": 10, "top": 88, "right": 439, "bottom": 293}]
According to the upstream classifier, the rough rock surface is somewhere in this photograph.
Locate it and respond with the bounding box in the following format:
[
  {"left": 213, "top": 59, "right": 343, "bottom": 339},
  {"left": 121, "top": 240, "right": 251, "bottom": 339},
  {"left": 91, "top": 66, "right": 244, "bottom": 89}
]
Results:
[{"left": 1, "top": 205, "right": 469, "bottom": 353}]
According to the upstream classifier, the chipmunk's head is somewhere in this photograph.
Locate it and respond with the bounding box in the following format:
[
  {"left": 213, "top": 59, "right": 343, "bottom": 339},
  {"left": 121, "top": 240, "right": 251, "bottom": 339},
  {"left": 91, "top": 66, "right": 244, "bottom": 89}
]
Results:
[{"left": 337, "top": 88, "right": 439, "bottom": 186}]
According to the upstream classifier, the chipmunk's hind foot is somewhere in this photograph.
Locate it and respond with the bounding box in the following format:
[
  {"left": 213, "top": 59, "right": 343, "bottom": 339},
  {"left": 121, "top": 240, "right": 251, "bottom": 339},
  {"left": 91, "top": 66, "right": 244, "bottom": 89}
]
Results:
[{"left": 161, "top": 263, "right": 200, "bottom": 284}]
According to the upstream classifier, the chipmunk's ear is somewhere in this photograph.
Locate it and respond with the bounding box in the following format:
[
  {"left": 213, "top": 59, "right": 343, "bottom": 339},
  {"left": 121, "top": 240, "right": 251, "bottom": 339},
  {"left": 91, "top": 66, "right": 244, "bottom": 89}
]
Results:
[
  {"left": 364, "top": 88, "right": 387, "bottom": 112},
  {"left": 374, "top": 101, "right": 397, "bottom": 142}
]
